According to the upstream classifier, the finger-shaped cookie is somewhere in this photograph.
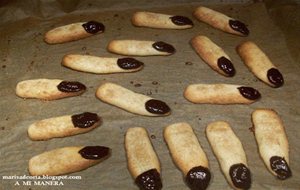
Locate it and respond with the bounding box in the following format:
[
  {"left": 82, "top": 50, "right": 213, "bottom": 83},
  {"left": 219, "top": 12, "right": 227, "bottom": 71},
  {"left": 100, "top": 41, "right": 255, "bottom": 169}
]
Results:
[
  {"left": 44, "top": 21, "right": 105, "bottom": 44},
  {"left": 16, "top": 79, "right": 86, "bottom": 100},
  {"left": 206, "top": 121, "right": 251, "bottom": 190},
  {"left": 132, "top": 11, "right": 193, "bottom": 29},
  {"left": 237, "top": 41, "right": 284, "bottom": 88},
  {"left": 184, "top": 84, "right": 261, "bottom": 104},
  {"left": 164, "top": 122, "right": 211, "bottom": 190},
  {"left": 29, "top": 146, "right": 111, "bottom": 176},
  {"left": 96, "top": 82, "right": 171, "bottom": 116},
  {"left": 125, "top": 127, "right": 162, "bottom": 190},
  {"left": 107, "top": 40, "right": 175, "bottom": 56},
  {"left": 194, "top": 6, "right": 249, "bottom": 36},
  {"left": 28, "top": 112, "right": 101, "bottom": 140},
  {"left": 62, "top": 54, "right": 144, "bottom": 74},
  {"left": 252, "top": 109, "right": 292, "bottom": 180},
  {"left": 191, "top": 35, "right": 235, "bottom": 77}
]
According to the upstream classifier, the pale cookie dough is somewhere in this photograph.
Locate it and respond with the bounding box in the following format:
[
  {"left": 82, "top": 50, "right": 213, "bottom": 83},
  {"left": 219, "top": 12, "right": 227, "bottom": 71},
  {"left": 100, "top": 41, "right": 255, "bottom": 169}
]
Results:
[
  {"left": 132, "top": 11, "right": 193, "bottom": 29},
  {"left": 206, "top": 121, "right": 251, "bottom": 190},
  {"left": 28, "top": 112, "right": 101, "bottom": 140},
  {"left": 107, "top": 40, "right": 175, "bottom": 56},
  {"left": 164, "top": 122, "right": 211, "bottom": 190},
  {"left": 194, "top": 6, "right": 249, "bottom": 36},
  {"left": 16, "top": 79, "right": 86, "bottom": 100},
  {"left": 252, "top": 109, "right": 292, "bottom": 180},
  {"left": 191, "top": 35, "right": 235, "bottom": 77},
  {"left": 237, "top": 41, "right": 284, "bottom": 88},
  {"left": 62, "top": 54, "right": 144, "bottom": 74},
  {"left": 29, "top": 146, "right": 111, "bottom": 176},
  {"left": 44, "top": 21, "right": 105, "bottom": 44},
  {"left": 125, "top": 127, "right": 162, "bottom": 190},
  {"left": 96, "top": 82, "right": 171, "bottom": 116},
  {"left": 184, "top": 84, "right": 261, "bottom": 104}
]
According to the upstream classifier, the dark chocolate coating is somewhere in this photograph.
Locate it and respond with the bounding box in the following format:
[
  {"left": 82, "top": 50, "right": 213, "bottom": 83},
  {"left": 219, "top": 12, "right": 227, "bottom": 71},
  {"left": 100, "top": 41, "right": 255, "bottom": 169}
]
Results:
[
  {"left": 186, "top": 166, "right": 211, "bottom": 190},
  {"left": 82, "top": 21, "right": 105, "bottom": 34},
  {"left": 237, "top": 86, "right": 261, "bottom": 100},
  {"left": 57, "top": 81, "right": 86, "bottom": 93},
  {"left": 229, "top": 20, "right": 249, "bottom": 36},
  {"left": 229, "top": 163, "right": 251, "bottom": 189},
  {"left": 217, "top": 56, "right": 235, "bottom": 77},
  {"left": 270, "top": 156, "right": 292, "bottom": 180},
  {"left": 117, "top": 58, "right": 144, "bottom": 70},
  {"left": 267, "top": 68, "right": 284, "bottom": 88},
  {"left": 170, "top": 15, "right": 193, "bottom": 26},
  {"left": 152, "top": 41, "right": 175, "bottom": 54},
  {"left": 71, "top": 112, "right": 100, "bottom": 128},
  {"left": 145, "top": 99, "right": 170, "bottom": 115},
  {"left": 135, "top": 169, "right": 162, "bottom": 190},
  {"left": 78, "top": 146, "right": 110, "bottom": 160}
]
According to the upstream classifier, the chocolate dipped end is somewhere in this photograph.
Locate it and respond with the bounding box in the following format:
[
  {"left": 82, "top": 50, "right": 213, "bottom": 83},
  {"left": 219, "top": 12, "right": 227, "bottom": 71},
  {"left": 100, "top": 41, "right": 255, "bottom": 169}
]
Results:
[
  {"left": 152, "top": 41, "right": 175, "bottom": 54},
  {"left": 267, "top": 68, "right": 284, "bottom": 88},
  {"left": 82, "top": 21, "right": 105, "bottom": 34},
  {"left": 170, "top": 15, "right": 193, "bottom": 26},
  {"left": 71, "top": 112, "right": 101, "bottom": 128},
  {"left": 229, "top": 163, "right": 251, "bottom": 189},
  {"left": 229, "top": 20, "right": 249, "bottom": 36},
  {"left": 186, "top": 166, "right": 211, "bottom": 190},
  {"left": 217, "top": 56, "right": 235, "bottom": 77},
  {"left": 270, "top": 156, "right": 292, "bottom": 180},
  {"left": 135, "top": 169, "right": 162, "bottom": 190},
  {"left": 237, "top": 86, "right": 261, "bottom": 100},
  {"left": 117, "top": 58, "right": 144, "bottom": 70},
  {"left": 145, "top": 99, "right": 171, "bottom": 115},
  {"left": 79, "top": 146, "right": 110, "bottom": 160},
  {"left": 57, "top": 81, "right": 86, "bottom": 93}
]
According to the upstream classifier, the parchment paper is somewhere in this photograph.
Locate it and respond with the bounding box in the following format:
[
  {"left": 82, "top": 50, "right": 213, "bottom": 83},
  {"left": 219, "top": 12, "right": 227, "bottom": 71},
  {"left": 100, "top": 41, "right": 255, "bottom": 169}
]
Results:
[{"left": 0, "top": 0, "right": 299, "bottom": 189}]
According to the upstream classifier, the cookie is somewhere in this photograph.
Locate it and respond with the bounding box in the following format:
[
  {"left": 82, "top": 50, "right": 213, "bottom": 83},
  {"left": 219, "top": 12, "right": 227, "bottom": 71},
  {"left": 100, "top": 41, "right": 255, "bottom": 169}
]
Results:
[
  {"left": 28, "top": 112, "right": 101, "bottom": 140},
  {"left": 107, "top": 40, "right": 175, "bottom": 56},
  {"left": 206, "top": 121, "right": 251, "bottom": 189},
  {"left": 62, "top": 54, "right": 144, "bottom": 74},
  {"left": 184, "top": 84, "right": 261, "bottom": 104},
  {"left": 252, "top": 109, "right": 292, "bottom": 180},
  {"left": 16, "top": 79, "right": 86, "bottom": 100},
  {"left": 96, "top": 82, "right": 171, "bottom": 116},
  {"left": 237, "top": 41, "right": 284, "bottom": 88},
  {"left": 44, "top": 21, "right": 105, "bottom": 44},
  {"left": 193, "top": 6, "right": 249, "bottom": 36},
  {"left": 132, "top": 11, "right": 193, "bottom": 29},
  {"left": 191, "top": 35, "right": 235, "bottom": 77},
  {"left": 164, "top": 122, "right": 211, "bottom": 190},
  {"left": 125, "top": 127, "right": 162, "bottom": 190},
  {"left": 29, "top": 146, "right": 111, "bottom": 176}
]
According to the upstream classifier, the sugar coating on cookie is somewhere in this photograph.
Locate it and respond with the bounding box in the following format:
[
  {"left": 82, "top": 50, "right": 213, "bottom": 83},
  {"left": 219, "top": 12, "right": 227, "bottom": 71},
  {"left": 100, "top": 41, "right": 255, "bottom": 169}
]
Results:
[
  {"left": 125, "top": 127, "right": 162, "bottom": 190},
  {"left": 107, "top": 40, "right": 175, "bottom": 56},
  {"left": 206, "top": 121, "right": 251, "bottom": 189},
  {"left": 16, "top": 79, "right": 86, "bottom": 100},
  {"left": 237, "top": 41, "right": 284, "bottom": 88},
  {"left": 184, "top": 83, "right": 261, "bottom": 104},
  {"left": 252, "top": 109, "right": 291, "bottom": 180},
  {"left": 132, "top": 11, "right": 193, "bottom": 29},
  {"left": 96, "top": 82, "right": 171, "bottom": 116},
  {"left": 29, "top": 146, "right": 111, "bottom": 176},
  {"left": 164, "top": 122, "right": 211, "bottom": 190},
  {"left": 194, "top": 6, "right": 249, "bottom": 36},
  {"left": 191, "top": 35, "right": 235, "bottom": 77},
  {"left": 44, "top": 21, "right": 105, "bottom": 44}
]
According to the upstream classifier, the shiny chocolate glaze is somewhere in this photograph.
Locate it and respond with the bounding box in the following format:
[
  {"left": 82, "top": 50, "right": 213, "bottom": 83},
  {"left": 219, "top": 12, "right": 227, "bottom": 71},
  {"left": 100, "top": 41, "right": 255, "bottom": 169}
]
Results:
[
  {"left": 152, "top": 41, "right": 175, "bottom": 54},
  {"left": 186, "top": 166, "right": 211, "bottom": 190},
  {"left": 229, "top": 163, "right": 251, "bottom": 189},
  {"left": 82, "top": 21, "right": 105, "bottom": 34},
  {"left": 135, "top": 169, "right": 162, "bottom": 190},
  {"left": 71, "top": 112, "right": 100, "bottom": 128},
  {"left": 237, "top": 86, "right": 261, "bottom": 100},
  {"left": 217, "top": 56, "right": 235, "bottom": 77},
  {"left": 270, "top": 156, "right": 292, "bottom": 180},
  {"left": 117, "top": 58, "right": 144, "bottom": 70},
  {"left": 267, "top": 68, "right": 284, "bottom": 88},
  {"left": 229, "top": 20, "right": 249, "bottom": 36},
  {"left": 57, "top": 81, "right": 86, "bottom": 92},
  {"left": 78, "top": 146, "right": 110, "bottom": 160},
  {"left": 145, "top": 99, "right": 170, "bottom": 115},
  {"left": 170, "top": 15, "right": 193, "bottom": 26}
]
